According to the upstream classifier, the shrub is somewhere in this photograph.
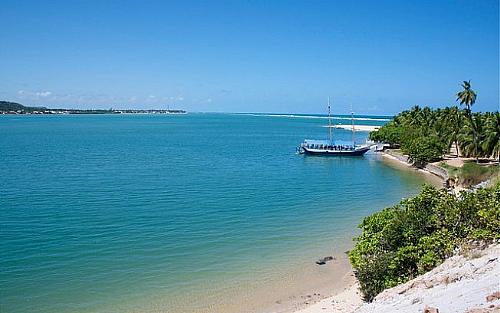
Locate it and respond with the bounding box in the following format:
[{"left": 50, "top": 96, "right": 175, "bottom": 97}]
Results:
[
  {"left": 441, "top": 162, "right": 500, "bottom": 187},
  {"left": 349, "top": 184, "right": 500, "bottom": 301},
  {"left": 402, "top": 135, "right": 447, "bottom": 167},
  {"left": 369, "top": 121, "right": 403, "bottom": 146}
]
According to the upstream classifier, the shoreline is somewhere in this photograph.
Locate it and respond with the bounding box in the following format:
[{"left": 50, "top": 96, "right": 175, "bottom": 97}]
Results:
[
  {"left": 379, "top": 150, "right": 447, "bottom": 184},
  {"left": 225, "top": 250, "right": 357, "bottom": 313},
  {"left": 284, "top": 152, "right": 447, "bottom": 313},
  {"left": 289, "top": 151, "right": 497, "bottom": 313},
  {"left": 147, "top": 251, "right": 358, "bottom": 313},
  {"left": 292, "top": 282, "right": 362, "bottom": 313},
  {"left": 254, "top": 149, "right": 450, "bottom": 313}
]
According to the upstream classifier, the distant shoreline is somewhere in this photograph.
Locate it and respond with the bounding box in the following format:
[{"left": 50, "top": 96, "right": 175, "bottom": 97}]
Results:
[
  {"left": 0, "top": 109, "right": 187, "bottom": 115},
  {"left": 0, "top": 100, "right": 186, "bottom": 115},
  {"left": 323, "top": 124, "right": 380, "bottom": 132}
]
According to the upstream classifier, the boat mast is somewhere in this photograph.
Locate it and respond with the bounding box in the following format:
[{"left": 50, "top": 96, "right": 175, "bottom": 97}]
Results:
[
  {"left": 351, "top": 105, "right": 355, "bottom": 145},
  {"left": 328, "top": 97, "right": 333, "bottom": 144}
]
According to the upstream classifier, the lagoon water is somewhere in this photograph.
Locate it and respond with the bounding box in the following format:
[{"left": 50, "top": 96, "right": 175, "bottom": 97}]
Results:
[{"left": 1, "top": 113, "right": 431, "bottom": 313}]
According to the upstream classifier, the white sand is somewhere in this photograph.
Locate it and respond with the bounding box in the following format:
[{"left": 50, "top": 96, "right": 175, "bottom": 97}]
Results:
[
  {"left": 292, "top": 281, "right": 363, "bottom": 313},
  {"left": 323, "top": 125, "right": 380, "bottom": 132}
]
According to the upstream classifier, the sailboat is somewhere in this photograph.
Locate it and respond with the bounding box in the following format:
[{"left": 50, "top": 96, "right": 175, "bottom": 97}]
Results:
[{"left": 297, "top": 98, "right": 371, "bottom": 156}]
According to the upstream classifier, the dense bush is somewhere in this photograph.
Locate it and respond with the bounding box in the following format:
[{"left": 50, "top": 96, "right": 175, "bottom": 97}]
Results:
[
  {"left": 369, "top": 106, "right": 500, "bottom": 164},
  {"left": 369, "top": 120, "right": 403, "bottom": 146},
  {"left": 441, "top": 162, "right": 500, "bottom": 186},
  {"left": 348, "top": 184, "right": 500, "bottom": 302},
  {"left": 401, "top": 135, "right": 448, "bottom": 167}
]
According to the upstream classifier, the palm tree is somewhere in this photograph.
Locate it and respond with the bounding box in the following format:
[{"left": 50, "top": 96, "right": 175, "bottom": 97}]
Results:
[
  {"left": 456, "top": 80, "right": 477, "bottom": 114},
  {"left": 483, "top": 112, "right": 500, "bottom": 163},
  {"left": 459, "top": 113, "right": 485, "bottom": 163},
  {"left": 420, "top": 106, "right": 435, "bottom": 129},
  {"left": 405, "top": 106, "right": 435, "bottom": 134},
  {"left": 406, "top": 105, "right": 422, "bottom": 127},
  {"left": 440, "top": 107, "right": 463, "bottom": 157}
]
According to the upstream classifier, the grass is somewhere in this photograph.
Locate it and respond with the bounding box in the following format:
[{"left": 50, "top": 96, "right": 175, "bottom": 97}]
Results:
[{"left": 440, "top": 161, "right": 500, "bottom": 187}]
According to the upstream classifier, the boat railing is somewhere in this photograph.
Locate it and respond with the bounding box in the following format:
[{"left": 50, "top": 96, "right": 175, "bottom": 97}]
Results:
[{"left": 302, "top": 142, "right": 356, "bottom": 151}]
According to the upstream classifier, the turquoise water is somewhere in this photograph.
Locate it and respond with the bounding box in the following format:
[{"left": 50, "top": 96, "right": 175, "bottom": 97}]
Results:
[{"left": 1, "top": 113, "right": 429, "bottom": 313}]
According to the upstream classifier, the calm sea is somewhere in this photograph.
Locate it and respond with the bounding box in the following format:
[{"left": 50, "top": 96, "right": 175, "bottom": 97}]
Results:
[{"left": 1, "top": 113, "right": 431, "bottom": 313}]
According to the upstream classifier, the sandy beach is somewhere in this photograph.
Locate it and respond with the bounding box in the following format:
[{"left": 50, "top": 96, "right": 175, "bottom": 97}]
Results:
[
  {"left": 323, "top": 125, "right": 380, "bottom": 132},
  {"left": 379, "top": 151, "right": 445, "bottom": 186},
  {"left": 169, "top": 253, "right": 358, "bottom": 313},
  {"left": 291, "top": 281, "right": 363, "bottom": 313}
]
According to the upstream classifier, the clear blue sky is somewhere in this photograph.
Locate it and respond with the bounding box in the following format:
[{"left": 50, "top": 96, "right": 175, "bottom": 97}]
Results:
[{"left": 1, "top": 0, "right": 498, "bottom": 114}]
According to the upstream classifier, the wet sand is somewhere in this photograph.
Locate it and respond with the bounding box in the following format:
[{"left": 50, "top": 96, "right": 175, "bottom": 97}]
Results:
[
  {"left": 379, "top": 152, "right": 444, "bottom": 187},
  {"left": 124, "top": 252, "right": 356, "bottom": 313},
  {"left": 196, "top": 254, "right": 355, "bottom": 313}
]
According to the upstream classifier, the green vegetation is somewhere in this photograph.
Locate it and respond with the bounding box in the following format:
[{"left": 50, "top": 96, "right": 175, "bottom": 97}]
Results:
[
  {"left": 349, "top": 184, "right": 500, "bottom": 302},
  {"left": 484, "top": 112, "right": 500, "bottom": 162},
  {"left": 403, "top": 135, "right": 447, "bottom": 167},
  {"left": 0, "top": 100, "right": 186, "bottom": 115},
  {"left": 0, "top": 101, "right": 47, "bottom": 112},
  {"left": 370, "top": 81, "right": 500, "bottom": 165},
  {"left": 440, "top": 162, "right": 500, "bottom": 186},
  {"left": 358, "top": 81, "right": 498, "bottom": 301},
  {"left": 456, "top": 80, "right": 477, "bottom": 114}
]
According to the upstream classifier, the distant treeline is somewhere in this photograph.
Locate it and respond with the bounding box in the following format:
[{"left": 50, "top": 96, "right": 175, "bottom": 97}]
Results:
[
  {"left": 369, "top": 81, "right": 500, "bottom": 165},
  {"left": 0, "top": 101, "right": 48, "bottom": 112},
  {"left": 370, "top": 106, "right": 500, "bottom": 165},
  {"left": 0, "top": 101, "right": 186, "bottom": 114}
]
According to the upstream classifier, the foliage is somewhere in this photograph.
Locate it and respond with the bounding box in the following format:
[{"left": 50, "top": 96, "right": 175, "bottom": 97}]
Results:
[
  {"left": 456, "top": 80, "right": 477, "bottom": 114},
  {"left": 459, "top": 113, "right": 486, "bottom": 162},
  {"left": 369, "top": 120, "right": 403, "bottom": 145},
  {"left": 370, "top": 81, "right": 499, "bottom": 164},
  {"left": 0, "top": 101, "right": 45, "bottom": 112},
  {"left": 440, "top": 106, "right": 463, "bottom": 157},
  {"left": 370, "top": 106, "right": 499, "bottom": 164},
  {"left": 349, "top": 184, "right": 500, "bottom": 302},
  {"left": 401, "top": 135, "right": 447, "bottom": 167},
  {"left": 483, "top": 112, "right": 500, "bottom": 163},
  {"left": 440, "top": 162, "right": 500, "bottom": 186}
]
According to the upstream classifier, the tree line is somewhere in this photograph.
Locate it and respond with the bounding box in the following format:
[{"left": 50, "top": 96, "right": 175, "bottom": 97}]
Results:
[{"left": 369, "top": 81, "right": 500, "bottom": 165}]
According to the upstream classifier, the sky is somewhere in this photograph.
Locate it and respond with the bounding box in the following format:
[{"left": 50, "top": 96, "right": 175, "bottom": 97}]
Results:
[{"left": 1, "top": 0, "right": 498, "bottom": 114}]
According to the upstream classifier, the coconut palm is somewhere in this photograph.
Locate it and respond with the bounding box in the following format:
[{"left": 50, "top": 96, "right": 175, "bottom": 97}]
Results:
[
  {"left": 440, "top": 107, "right": 463, "bottom": 157},
  {"left": 483, "top": 112, "right": 500, "bottom": 163},
  {"left": 459, "top": 113, "right": 485, "bottom": 163},
  {"left": 404, "top": 105, "right": 422, "bottom": 127},
  {"left": 456, "top": 80, "right": 477, "bottom": 114},
  {"left": 404, "top": 106, "right": 436, "bottom": 133},
  {"left": 420, "top": 106, "right": 435, "bottom": 129}
]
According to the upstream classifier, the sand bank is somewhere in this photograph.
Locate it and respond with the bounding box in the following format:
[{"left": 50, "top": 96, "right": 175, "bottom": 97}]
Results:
[{"left": 323, "top": 125, "right": 380, "bottom": 132}]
